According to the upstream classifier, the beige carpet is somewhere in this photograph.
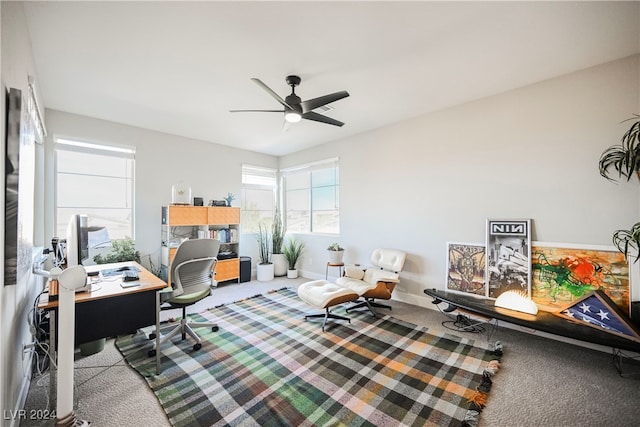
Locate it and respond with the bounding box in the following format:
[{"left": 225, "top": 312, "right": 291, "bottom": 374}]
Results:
[{"left": 21, "top": 277, "right": 640, "bottom": 426}]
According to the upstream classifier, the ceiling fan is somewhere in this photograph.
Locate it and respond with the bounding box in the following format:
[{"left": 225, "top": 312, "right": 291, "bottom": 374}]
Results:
[{"left": 230, "top": 75, "right": 349, "bottom": 127}]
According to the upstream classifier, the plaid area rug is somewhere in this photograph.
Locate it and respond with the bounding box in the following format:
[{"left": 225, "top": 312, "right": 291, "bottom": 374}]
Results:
[{"left": 116, "top": 288, "right": 502, "bottom": 427}]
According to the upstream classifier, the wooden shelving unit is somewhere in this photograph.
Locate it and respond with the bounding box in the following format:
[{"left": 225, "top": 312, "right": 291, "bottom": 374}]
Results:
[{"left": 161, "top": 205, "right": 240, "bottom": 283}]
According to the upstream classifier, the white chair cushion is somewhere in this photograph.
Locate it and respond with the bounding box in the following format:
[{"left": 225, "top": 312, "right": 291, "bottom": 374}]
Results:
[
  {"left": 337, "top": 269, "right": 399, "bottom": 295},
  {"left": 344, "top": 266, "right": 365, "bottom": 280},
  {"left": 298, "top": 280, "right": 358, "bottom": 309},
  {"left": 336, "top": 276, "right": 377, "bottom": 295},
  {"left": 363, "top": 269, "right": 400, "bottom": 284},
  {"left": 370, "top": 248, "right": 406, "bottom": 272}
]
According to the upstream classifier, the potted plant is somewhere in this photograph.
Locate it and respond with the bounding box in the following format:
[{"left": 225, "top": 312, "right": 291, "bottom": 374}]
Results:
[
  {"left": 283, "top": 238, "right": 305, "bottom": 278},
  {"left": 598, "top": 115, "right": 640, "bottom": 262},
  {"left": 599, "top": 115, "right": 640, "bottom": 182},
  {"left": 613, "top": 223, "right": 640, "bottom": 263},
  {"left": 256, "top": 223, "right": 274, "bottom": 281},
  {"left": 93, "top": 237, "right": 140, "bottom": 264},
  {"left": 271, "top": 207, "right": 287, "bottom": 276},
  {"left": 327, "top": 242, "right": 344, "bottom": 264}
]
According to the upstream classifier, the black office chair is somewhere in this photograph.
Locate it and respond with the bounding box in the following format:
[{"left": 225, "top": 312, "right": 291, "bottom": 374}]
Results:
[{"left": 148, "top": 238, "right": 220, "bottom": 357}]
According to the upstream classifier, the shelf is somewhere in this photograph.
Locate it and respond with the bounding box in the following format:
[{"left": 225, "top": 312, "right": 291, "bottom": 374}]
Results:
[{"left": 161, "top": 206, "right": 241, "bottom": 283}]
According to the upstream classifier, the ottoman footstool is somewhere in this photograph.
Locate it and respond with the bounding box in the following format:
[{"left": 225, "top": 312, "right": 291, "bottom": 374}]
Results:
[{"left": 297, "top": 280, "right": 359, "bottom": 331}]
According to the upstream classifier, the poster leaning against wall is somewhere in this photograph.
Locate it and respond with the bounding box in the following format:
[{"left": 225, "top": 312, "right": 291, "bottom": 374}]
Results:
[
  {"left": 485, "top": 219, "right": 531, "bottom": 299},
  {"left": 531, "top": 242, "right": 630, "bottom": 314},
  {"left": 445, "top": 242, "right": 486, "bottom": 297}
]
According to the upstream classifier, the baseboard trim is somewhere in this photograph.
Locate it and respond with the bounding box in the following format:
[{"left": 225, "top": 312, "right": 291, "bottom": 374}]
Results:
[{"left": 12, "top": 355, "right": 34, "bottom": 427}]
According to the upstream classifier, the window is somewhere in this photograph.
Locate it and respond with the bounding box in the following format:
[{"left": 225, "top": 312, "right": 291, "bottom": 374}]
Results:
[
  {"left": 241, "top": 165, "right": 277, "bottom": 233},
  {"left": 55, "top": 138, "right": 135, "bottom": 240},
  {"left": 282, "top": 158, "right": 339, "bottom": 234}
]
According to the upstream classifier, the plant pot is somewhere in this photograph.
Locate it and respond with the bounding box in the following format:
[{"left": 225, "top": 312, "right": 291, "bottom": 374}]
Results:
[
  {"left": 256, "top": 263, "right": 274, "bottom": 281},
  {"left": 271, "top": 253, "right": 288, "bottom": 277},
  {"left": 287, "top": 269, "right": 298, "bottom": 279},
  {"left": 327, "top": 250, "right": 344, "bottom": 264}
]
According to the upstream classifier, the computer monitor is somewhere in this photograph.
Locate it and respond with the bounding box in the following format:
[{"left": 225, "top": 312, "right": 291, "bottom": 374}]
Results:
[{"left": 65, "top": 214, "right": 89, "bottom": 267}]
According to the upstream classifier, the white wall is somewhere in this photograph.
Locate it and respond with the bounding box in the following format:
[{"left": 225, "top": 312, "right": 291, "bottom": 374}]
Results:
[
  {"left": 43, "top": 110, "right": 278, "bottom": 270},
  {"left": 281, "top": 55, "right": 640, "bottom": 306},
  {"left": 0, "top": 2, "right": 47, "bottom": 424},
  {"left": 2, "top": 5, "right": 638, "bottom": 417}
]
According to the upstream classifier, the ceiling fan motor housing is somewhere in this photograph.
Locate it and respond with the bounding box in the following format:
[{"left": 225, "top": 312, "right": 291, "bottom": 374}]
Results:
[{"left": 286, "top": 75, "right": 301, "bottom": 87}]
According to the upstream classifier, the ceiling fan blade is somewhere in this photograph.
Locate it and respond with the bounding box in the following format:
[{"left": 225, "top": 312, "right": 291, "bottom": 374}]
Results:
[
  {"left": 251, "top": 78, "right": 293, "bottom": 109},
  {"left": 300, "top": 91, "right": 349, "bottom": 113},
  {"left": 229, "top": 109, "right": 285, "bottom": 113},
  {"left": 301, "top": 111, "right": 345, "bottom": 127}
]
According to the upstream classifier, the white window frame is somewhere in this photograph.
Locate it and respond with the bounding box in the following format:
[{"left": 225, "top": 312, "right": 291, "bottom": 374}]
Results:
[
  {"left": 54, "top": 137, "right": 135, "bottom": 240},
  {"left": 281, "top": 157, "right": 340, "bottom": 235},
  {"left": 241, "top": 164, "right": 277, "bottom": 234}
]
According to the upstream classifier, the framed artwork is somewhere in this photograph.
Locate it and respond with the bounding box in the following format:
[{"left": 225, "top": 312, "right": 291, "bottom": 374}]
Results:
[
  {"left": 445, "top": 242, "right": 486, "bottom": 297},
  {"left": 555, "top": 290, "right": 640, "bottom": 342},
  {"left": 4, "top": 87, "right": 36, "bottom": 288},
  {"left": 531, "top": 242, "right": 630, "bottom": 314},
  {"left": 485, "top": 219, "right": 531, "bottom": 299}
]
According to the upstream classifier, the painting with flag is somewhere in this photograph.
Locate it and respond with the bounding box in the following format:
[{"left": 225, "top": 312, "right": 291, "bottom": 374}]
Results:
[{"left": 555, "top": 290, "right": 640, "bottom": 342}]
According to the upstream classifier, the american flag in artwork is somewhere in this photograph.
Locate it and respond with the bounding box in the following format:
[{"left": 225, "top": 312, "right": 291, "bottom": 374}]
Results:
[{"left": 558, "top": 291, "right": 640, "bottom": 341}]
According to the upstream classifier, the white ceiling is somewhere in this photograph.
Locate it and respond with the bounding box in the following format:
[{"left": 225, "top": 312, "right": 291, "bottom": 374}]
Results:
[{"left": 22, "top": 1, "right": 640, "bottom": 156}]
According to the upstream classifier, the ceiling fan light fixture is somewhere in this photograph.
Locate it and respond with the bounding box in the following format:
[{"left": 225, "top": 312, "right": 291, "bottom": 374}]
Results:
[
  {"left": 231, "top": 76, "right": 349, "bottom": 127},
  {"left": 284, "top": 111, "right": 302, "bottom": 123}
]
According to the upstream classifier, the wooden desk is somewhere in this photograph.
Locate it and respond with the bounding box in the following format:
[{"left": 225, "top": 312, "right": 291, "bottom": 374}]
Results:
[
  {"left": 40, "top": 261, "right": 168, "bottom": 409},
  {"left": 39, "top": 261, "right": 168, "bottom": 345}
]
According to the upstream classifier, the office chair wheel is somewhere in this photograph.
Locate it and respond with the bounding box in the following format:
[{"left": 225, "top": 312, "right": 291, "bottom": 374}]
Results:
[
  {"left": 193, "top": 343, "right": 202, "bottom": 351},
  {"left": 212, "top": 326, "right": 219, "bottom": 332},
  {"left": 148, "top": 333, "right": 156, "bottom": 340},
  {"left": 148, "top": 349, "right": 156, "bottom": 357}
]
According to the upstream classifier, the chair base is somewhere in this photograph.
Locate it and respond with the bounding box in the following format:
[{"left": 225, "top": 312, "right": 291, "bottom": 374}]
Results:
[
  {"left": 346, "top": 298, "right": 391, "bottom": 317},
  {"left": 305, "top": 308, "right": 351, "bottom": 332},
  {"left": 148, "top": 306, "right": 218, "bottom": 357}
]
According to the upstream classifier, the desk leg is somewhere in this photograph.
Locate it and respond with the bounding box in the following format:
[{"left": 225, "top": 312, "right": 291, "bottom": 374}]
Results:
[
  {"left": 48, "top": 310, "right": 57, "bottom": 411},
  {"left": 155, "top": 291, "right": 161, "bottom": 375}
]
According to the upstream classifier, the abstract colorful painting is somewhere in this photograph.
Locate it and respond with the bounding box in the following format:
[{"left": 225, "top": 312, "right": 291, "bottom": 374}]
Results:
[
  {"left": 531, "top": 242, "right": 629, "bottom": 314},
  {"left": 486, "top": 219, "right": 531, "bottom": 299},
  {"left": 555, "top": 290, "right": 640, "bottom": 342},
  {"left": 446, "top": 242, "right": 486, "bottom": 296}
]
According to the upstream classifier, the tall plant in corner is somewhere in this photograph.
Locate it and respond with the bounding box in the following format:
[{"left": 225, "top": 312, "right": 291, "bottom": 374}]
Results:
[
  {"left": 256, "top": 223, "right": 271, "bottom": 264},
  {"left": 598, "top": 115, "right": 640, "bottom": 262},
  {"left": 256, "top": 223, "right": 274, "bottom": 281},
  {"left": 271, "top": 207, "right": 287, "bottom": 276},
  {"left": 283, "top": 238, "right": 305, "bottom": 278}
]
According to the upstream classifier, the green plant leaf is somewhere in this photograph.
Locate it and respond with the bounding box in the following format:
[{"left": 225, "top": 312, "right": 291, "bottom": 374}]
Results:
[
  {"left": 598, "top": 116, "right": 640, "bottom": 182},
  {"left": 93, "top": 237, "right": 141, "bottom": 264}
]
